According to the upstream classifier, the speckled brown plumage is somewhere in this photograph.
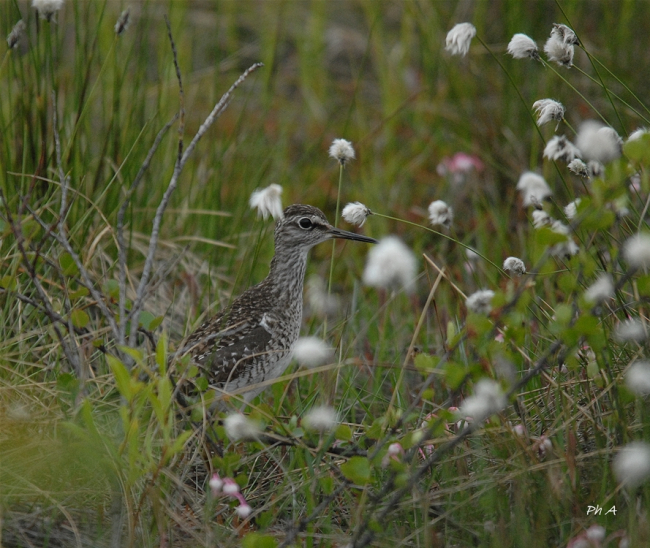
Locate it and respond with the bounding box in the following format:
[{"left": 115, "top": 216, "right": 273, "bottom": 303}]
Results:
[{"left": 178, "top": 204, "right": 376, "bottom": 403}]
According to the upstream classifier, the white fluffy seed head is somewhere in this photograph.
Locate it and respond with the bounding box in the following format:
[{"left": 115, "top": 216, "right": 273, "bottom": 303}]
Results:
[
  {"left": 628, "top": 128, "right": 649, "bottom": 142},
  {"left": 328, "top": 139, "right": 355, "bottom": 165},
  {"left": 516, "top": 171, "right": 552, "bottom": 207},
  {"left": 32, "top": 0, "right": 64, "bottom": 20},
  {"left": 584, "top": 273, "right": 614, "bottom": 304},
  {"left": 625, "top": 361, "right": 650, "bottom": 396},
  {"left": 342, "top": 202, "right": 372, "bottom": 226},
  {"left": 249, "top": 184, "right": 284, "bottom": 220},
  {"left": 293, "top": 337, "right": 333, "bottom": 368},
  {"left": 623, "top": 233, "right": 650, "bottom": 271},
  {"left": 445, "top": 22, "right": 477, "bottom": 57},
  {"left": 543, "top": 34, "right": 574, "bottom": 67},
  {"left": 507, "top": 33, "right": 539, "bottom": 60},
  {"left": 362, "top": 236, "right": 417, "bottom": 293},
  {"left": 543, "top": 135, "right": 581, "bottom": 162},
  {"left": 224, "top": 414, "right": 260, "bottom": 441},
  {"left": 615, "top": 319, "right": 647, "bottom": 342},
  {"left": 7, "top": 20, "right": 26, "bottom": 49},
  {"left": 533, "top": 99, "right": 565, "bottom": 127},
  {"left": 568, "top": 159, "right": 589, "bottom": 177},
  {"left": 428, "top": 200, "right": 453, "bottom": 228},
  {"left": 576, "top": 121, "right": 622, "bottom": 164},
  {"left": 613, "top": 442, "right": 650, "bottom": 489},
  {"left": 503, "top": 257, "right": 526, "bottom": 276},
  {"left": 459, "top": 379, "right": 506, "bottom": 423},
  {"left": 466, "top": 289, "right": 495, "bottom": 315},
  {"left": 531, "top": 209, "right": 552, "bottom": 228},
  {"left": 114, "top": 9, "right": 130, "bottom": 35},
  {"left": 551, "top": 23, "right": 579, "bottom": 45},
  {"left": 303, "top": 405, "right": 338, "bottom": 432},
  {"left": 564, "top": 198, "right": 581, "bottom": 220}
]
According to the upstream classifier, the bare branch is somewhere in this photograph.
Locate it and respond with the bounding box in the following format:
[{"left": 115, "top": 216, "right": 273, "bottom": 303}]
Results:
[
  {"left": 117, "top": 114, "right": 178, "bottom": 344},
  {"left": 164, "top": 15, "right": 185, "bottom": 163},
  {"left": 128, "top": 62, "right": 263, "bottom": 347}
]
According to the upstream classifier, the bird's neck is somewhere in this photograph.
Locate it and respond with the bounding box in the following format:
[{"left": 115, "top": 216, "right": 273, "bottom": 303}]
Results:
[{"left": 266, "top": 246, "right": 309, "bottom": 303}]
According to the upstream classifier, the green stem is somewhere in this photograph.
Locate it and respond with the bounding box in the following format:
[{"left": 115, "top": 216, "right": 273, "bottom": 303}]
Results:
[
  {"left": 371, "top": 212, "right": 506, "bottom": 275},
  {"left": 325, "top": 163, "right": 345, "bottom": 335}
]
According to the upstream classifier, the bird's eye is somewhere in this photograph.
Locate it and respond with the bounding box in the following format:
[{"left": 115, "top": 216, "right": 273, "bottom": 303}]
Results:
[{"left": 298, "top": 217, "right": 313, "bottom": 229}]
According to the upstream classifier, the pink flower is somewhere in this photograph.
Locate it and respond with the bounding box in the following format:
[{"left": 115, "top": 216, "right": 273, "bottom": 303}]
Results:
[{"left": 437, "top": 152, "right": 484, "bottom": 183}]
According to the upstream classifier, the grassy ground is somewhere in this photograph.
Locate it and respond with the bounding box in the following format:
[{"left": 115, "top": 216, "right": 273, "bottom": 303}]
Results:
[{"left": 1, "top": 0, "right": 650, "bottom": 546}]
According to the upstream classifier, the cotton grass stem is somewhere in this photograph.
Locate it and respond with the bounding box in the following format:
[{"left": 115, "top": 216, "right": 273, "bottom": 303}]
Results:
[
  {"left": 372, "top": 212, "right": 504, "bottom": 275},
  {"left": 385, "top": 268, "right": 444, "bottom": 421},
  {"left": 325, "top": 162, "right": 345, "bottom": 335}
]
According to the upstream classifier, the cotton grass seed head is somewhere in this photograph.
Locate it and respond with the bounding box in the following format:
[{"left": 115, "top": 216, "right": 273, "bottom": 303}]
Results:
[
  {"left": 532, "top": 209, "right": 552, "bottom": 228},
  {"left": 543, "top": 135, "right": 581, "bottom": 162},
  {"left": 507, "top": 33, "right": 539, "bottom": 60},
  {"left": 584, "top": 273, "right": 614, "bottom": 304},
  {"left": 342, "top": 202, "right": 372, "bottom": 227},
  {"left": 293, "top": 337, "right": 333, "bottom": 368},
  {"left": 615, "top": 318, "right": 647, "bottom": 342},
  {"left": 503, "top": 257, "right": 526, "bottom": 276},
  {"left": 428, "top": 200, "right": 453, "bottom": 229},
  {"left": 114, "top": 8, "right": 130, "bottom": 35},
  {"left": 563, "top": 198, "right": 581, "bottom": 220},
  {"left": 543, "top": 34, "right": 574, "bottom": 67},
  {"left": 32, "top": 0, "right": 64, "bottom": 21},
  {"left": 532, "top": 99, "right": 565, "bottom": 127},
  {"left": 363, "top": 236, "right": 417, "bottom": 293},
  {"left": 613, "top": 442, "right": 650, "bottom": 489},
  {"left": 625, "top": 361, "right": 650, "bottom": 396},
  {"left": 459, "top": 379, "right": 507, "bottom": 423},
  {"left": 628, "top": 128, "right": 649, "bottom": 142},
  {"left": 303, "top": 405, "right": 338, "bottom": 432},
  {"left": 445, "top": 22, "right": 476, "bottom": 57},
  {"left": 623, "top": 233, "right": 650, "bottom": 271},
  {"left": 576, "top": 121, "right": 622, "bottom": 164},
  {"left": 466, "top": 289, "right": 495, "bottom": 315},
  {"left": 224, "top": 413, "right": 260, "bottom": 441},
  {"left": 7, "top": 20, "right": 25, "bottom": 49},
  {"left": 551, "top": 23, "right": 579, "bottom": 46},
  {"left": 568, "top": 159, "right": 589, "bottom": 178},
  {"left": 329, "top": 139, "right": 355, "bottom": 166},
  {"left": 249, "top": 184, "right": 283, "bottom": 220},
  {"left": 517, "top": 171, "right": 552, "bottom": 207}
]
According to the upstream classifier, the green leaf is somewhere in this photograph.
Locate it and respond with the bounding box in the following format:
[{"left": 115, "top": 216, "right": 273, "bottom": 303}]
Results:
[
  {"left": 623, "top": 133, "right": 650, "bottom": 163},
  {"left": 444, "top": 362, "right": 467, "bottom": 389},
  {"left": 574, "top": 315, "right": 599, "bottom": 335},
  {"left": 0, "top": 275, "right": 17, "bottom": 290},
  {"left": 71, "top": 309, "right": 90, "bottom": 328},
  {"left": 156, "top": 332, "right": 168, "bottom": 375},
  {"left": 335, "top": 424, "right": 353, "bottom": 441},
  {"left": 340, "top": 456, "right": 371, "bottom": 485},
  {"left": 138, "top": 311, "right": 155, "bottom": 330},
  {"left": 69, "top": 287, "right": 89, "bottom": 300},
  {"left": 242, "top": 533, "right": 278, "bottom": 548},
  {"left": 319, "top": 475, "right": 334, "bottom": 494},
  {"left": 149, "top": 315, "right": 164, "bottom": 330},
  {"left": 59, "top": 252, "right": 79, "bottom": 276},
  {"left": 535, "top": 226, "right": 568, "bottom": 247},
  {"left": 168, "top": 430, "right": 193, "bottom": 456},
  {"left": 414, "top": 353, "right": 439, "bottom": 373},
  {"left": 366, "top": 417, "right": 385, "bottom": 440},
  {"left": 104, "top": 280, "right": 120, "bottom": 299},
  {"left": 107, "top": 354, "right": 132, "bottom": 401}
]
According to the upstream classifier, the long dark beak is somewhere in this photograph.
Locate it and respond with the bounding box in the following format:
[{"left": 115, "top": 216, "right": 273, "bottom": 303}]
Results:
[{"left": 326, "top": 225, "right": 378, "bottom": 244}]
